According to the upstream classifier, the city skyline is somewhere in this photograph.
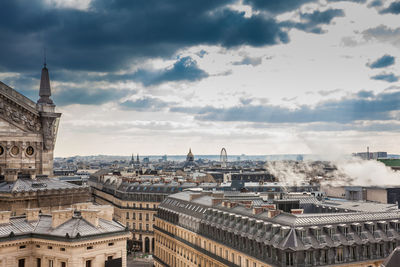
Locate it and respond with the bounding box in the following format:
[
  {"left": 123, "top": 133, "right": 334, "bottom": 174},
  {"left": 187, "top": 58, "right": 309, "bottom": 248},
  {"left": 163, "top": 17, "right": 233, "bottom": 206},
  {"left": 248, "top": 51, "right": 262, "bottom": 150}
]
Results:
[{"left": 0, "top": 0, "right": 399, "bottom": 157}]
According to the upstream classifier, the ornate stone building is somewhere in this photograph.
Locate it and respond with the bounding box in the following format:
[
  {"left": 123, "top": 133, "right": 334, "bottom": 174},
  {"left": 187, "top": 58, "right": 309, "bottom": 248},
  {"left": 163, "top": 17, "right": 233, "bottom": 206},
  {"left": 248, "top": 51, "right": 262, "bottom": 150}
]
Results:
[
  {"left": 0, "top": 204, "right": 129, "bottom": 267},
  {"left": 0, "top": 65, "right": 91, "bottom": 214},
  {"left": 0, "top": 63, "right": 60, "bottom": 181}
]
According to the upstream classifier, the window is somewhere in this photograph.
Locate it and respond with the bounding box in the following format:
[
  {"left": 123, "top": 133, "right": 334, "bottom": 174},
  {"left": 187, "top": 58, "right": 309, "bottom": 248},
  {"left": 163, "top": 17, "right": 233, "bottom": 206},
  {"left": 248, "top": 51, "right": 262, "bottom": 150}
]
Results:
[
  {"left": 18, "top": 259, "right": 25, "bottom": 267},
  {"left": 146, "top": 224, "right": 149, "bottom": 231},
  {"left": 36, "top": 258, "right": 41, "bottom": 267},
  {"left": 356, "top": 226, "right": 361, "bottom": 236},
  {"left": 321, "top": 250, "right": 327, "bottom": 264},
  {"left": 139, "top": 223, "right": 142, "bottom": 230},
  {"left": 36, "top": 245, "right": 40, "bottom": 248},
  {"left": 48, "top": 246, "right": 52, "bottom": 249},
  {"left": 132, "top": 213, "right": 135, "bottom": 220},
  {"left": 61, "top": 262, "right": 66, "bottom": 267},
  {"left": 350, "top": 246, "right": 356, "bottom": 260},
  {"left": 87, "top": 246, "right": 93, "bottom": 250},
  {"left": 146, "top": 214, "right": 149, "bottom": 221},
  {"left": 336, "top": 247, "right": 344, "bottom": 262},
  {"left": 107, "top": 256, "right": 113, "bottom": 260},
  {"left": 85, "top": 260, "right": 92, "bottom": 267},
  {"left": 126, "top": 212, "right": 129, "bottom": 219},
  {"left": 133, "top": 223, "right": 136, "bottom": 230},
  {"left": 139, "top": 213, "right": 142, "bottom": 220},
  {"left": 343, "top": 227, "right": 348, "bottom": 237},
  {"left": 146, "top": 204, "right": 149, "bottom": 209},
  {"left": 48, "top": 260, "right": 53, "bottom": 267},
  {"left": 377, "top": 243, "right": 384, "bottom": 257},
  {"left": 305, "top": 251, "right": 312, "bottom": 264},
  {"left": 286, "top": 252, "right": 294, "bottom": 266},
  {"left": 315, "top": 229, "right": 321, "bottom": 241},
  {"left": 108, "top": 242, "right": 114, "bottom": 246},
  {"left": 60, "top": 247, "right": 66, "bottom": 251},
  {"left": 19, "top": 245, "right": 26, "bottom": 249}
]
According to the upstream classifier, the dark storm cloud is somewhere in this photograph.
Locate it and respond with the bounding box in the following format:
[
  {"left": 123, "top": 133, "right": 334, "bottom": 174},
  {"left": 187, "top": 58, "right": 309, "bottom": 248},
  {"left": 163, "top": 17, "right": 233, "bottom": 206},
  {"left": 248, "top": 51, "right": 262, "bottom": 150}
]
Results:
[
  {"left": 381, "top": 1, "right": 400, "bottom": 14},
  {"left": 171, "top": 89, "right": 400, "bottom": 123},
  {"left": 132, "top": 57, "right": 208, "bottom": 86},
  {"left": 243, "top": 0, "right": 316, "bottom": 14},
  {"left": 53, "top": 88, "right": 131, "bottom": 106},
  {"left": 371, "top": 73, "right": 399, "bottom": 83},
  {"left": 45, "top": 57, "right": 207, "bottom": 86},
  {"left": 120, "top": 97, "right": 172, "bottom": 111},
  {"left": 367, "top": 54, "right": 395, "bottom": 68},
  {"left": 282, "top": 9, "right": 345, "bottom": 34},
  {"left": 0, "top": 0, "right": 289, "bottom": 73},
  {"left": 328, "top": 0, "right": 367, "bottom": 3},
  {"left": 368, "top": 0, "right": 383, "bottom": 7}
]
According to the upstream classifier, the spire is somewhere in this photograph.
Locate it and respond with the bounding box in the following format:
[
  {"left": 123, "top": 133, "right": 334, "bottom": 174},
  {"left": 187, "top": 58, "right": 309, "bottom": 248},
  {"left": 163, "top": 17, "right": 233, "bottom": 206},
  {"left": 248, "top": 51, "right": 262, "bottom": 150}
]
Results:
[
  {"left": 136, "top": 154, "right": 140, "bottom": 163},
  {"left": 38, "top": 56, "right": 54, "bottom": 105}
]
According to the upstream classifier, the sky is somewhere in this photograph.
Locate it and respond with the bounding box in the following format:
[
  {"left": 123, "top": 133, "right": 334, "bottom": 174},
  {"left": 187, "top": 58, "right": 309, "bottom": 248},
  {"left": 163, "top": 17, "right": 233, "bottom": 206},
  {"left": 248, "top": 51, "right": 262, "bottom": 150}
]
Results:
[{"left": 0, "top": 0, "right": 399, "bottom": 157}]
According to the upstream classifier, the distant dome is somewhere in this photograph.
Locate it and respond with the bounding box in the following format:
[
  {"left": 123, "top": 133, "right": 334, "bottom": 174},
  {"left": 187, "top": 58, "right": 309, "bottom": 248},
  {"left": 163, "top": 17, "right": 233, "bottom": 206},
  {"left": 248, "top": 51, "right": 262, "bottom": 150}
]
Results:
[{"left": 186, "top": 148, "right": 194, "bottom": 162}]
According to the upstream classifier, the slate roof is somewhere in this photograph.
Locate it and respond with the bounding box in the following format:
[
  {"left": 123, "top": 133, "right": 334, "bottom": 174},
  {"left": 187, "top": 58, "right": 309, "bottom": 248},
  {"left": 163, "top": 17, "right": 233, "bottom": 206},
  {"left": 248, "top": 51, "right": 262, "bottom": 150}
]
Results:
[
  {"left": 382, "top": 246, "right": 400, "bottom": 267},
  {"left": 0, "top": 213, "right": 125, "bottom": 240},
  {"left": 0, "top": 178, "right": 84, "bottom": 193},
  {"left": 159, "top": 191, "right": 400, "bottom": 252}
]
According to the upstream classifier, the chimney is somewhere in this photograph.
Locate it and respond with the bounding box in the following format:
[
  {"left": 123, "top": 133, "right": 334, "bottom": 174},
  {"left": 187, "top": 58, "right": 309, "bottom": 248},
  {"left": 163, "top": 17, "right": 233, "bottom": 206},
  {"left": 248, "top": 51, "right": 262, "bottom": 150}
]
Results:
[
  {"left": 81, "top": 209, "right": 100, "bottom": 227},
  {"left": 212, "top": 198, "right": 223, "bottom": 206},
  {"left": 0, "top": 211, "right": 11, "bottom": 224},
  {"left": 253, "top": 207, "right": 264, "bottom": 215},
  {"left": 52, "top": 209, "right": 74, "bottom": 228},
  {"left": 267, "top": 209, "right": 281, "bottom": 218},
  {"left": 291, "top": 209, "right": 304, "bottom": 215},
  {"left": 26, "top": 208, "right": 40, "bottom": 222},
  {"left": 96, "top": 205, "right": 114, "bottom": 221}
]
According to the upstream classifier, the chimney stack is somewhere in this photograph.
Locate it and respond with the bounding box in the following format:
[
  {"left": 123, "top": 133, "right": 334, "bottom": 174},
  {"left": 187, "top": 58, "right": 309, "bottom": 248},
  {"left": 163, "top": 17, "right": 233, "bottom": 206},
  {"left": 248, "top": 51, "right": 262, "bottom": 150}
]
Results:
[
  {"left": 0, "top": 211, "right": 11, "bottom": 224},
  {"left": 52, "top": 209, "right": 74, "bottom": 228},
  {"left": 26, "top": 208, "right": 40, "bottom": 222},
  {"left": 81, "top": 209, "right": 100, "bottom": 227}
]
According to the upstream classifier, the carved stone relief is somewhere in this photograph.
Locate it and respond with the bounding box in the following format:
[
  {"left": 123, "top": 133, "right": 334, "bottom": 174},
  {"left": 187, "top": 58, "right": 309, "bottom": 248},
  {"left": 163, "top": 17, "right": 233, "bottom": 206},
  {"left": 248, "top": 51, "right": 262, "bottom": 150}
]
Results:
[{"left": 0, "top": 96, "right": 41, "bottom": 132}]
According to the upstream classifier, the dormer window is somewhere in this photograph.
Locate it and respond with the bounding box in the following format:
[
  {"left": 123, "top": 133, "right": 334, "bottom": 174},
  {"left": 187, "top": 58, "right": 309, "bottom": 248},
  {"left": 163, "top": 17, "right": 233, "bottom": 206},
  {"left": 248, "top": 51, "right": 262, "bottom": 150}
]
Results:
[
  {"left": 316, "top": 229, "right": 321, "bottom": 241},
  {"left": 343, "top": 227, "right": 348, "bottom": 237},
  {"left": 384, "top": 224, "right": 389, "bottom": 234}
]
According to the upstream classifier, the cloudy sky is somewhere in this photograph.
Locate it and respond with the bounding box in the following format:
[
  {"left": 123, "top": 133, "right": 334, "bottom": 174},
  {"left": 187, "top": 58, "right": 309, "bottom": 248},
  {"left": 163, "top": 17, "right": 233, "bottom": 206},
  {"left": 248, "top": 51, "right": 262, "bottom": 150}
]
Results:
[{"left": 0, "top": 0, "right": 399, "bottom": 157}]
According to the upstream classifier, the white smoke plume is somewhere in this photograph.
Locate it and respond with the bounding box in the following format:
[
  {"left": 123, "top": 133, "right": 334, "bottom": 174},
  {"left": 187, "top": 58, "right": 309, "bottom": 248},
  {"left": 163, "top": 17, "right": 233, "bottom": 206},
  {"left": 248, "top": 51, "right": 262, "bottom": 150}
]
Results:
[{"left": 265, "top": 158, "right": 400, "bottom": 187}]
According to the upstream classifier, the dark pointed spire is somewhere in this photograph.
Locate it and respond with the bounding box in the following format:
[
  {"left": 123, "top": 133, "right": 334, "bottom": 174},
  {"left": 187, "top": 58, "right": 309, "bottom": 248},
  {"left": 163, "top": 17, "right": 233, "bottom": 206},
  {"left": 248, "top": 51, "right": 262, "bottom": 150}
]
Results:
[{"left": 38, "top": 53, "right": 54, "bottom": 105}]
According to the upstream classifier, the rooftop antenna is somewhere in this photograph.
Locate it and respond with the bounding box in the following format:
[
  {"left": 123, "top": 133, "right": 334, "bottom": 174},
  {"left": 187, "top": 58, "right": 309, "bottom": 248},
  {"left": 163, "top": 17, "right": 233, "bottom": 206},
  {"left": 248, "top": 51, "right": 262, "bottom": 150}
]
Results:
[{"left": 43, "top": 47, "right": 47, "bottom": 68}]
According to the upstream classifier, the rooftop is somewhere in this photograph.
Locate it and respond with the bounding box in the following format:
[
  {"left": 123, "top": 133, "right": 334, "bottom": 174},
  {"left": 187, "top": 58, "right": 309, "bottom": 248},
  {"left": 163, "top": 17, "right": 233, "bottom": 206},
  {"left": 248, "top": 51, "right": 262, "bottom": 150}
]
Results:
[{"left": 0, "top": 178, "right": 85, "bottom": 193}]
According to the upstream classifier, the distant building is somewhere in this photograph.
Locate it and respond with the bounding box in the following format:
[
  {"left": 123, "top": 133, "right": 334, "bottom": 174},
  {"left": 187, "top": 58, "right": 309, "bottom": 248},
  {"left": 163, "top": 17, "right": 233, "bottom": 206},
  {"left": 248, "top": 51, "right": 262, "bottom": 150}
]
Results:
[
  {"left": 353, "top": 151, "right": 387, "bottom": 160},
  {"left": 89, "top": 174, "right": 198, "bottom": 253},
  {"left": 186, "top": 148, "right": 194, "bottom": 162},
  {"left": 155, "top": 190, "right": 400, "bottom": 267},
  {"left": 184, "top": 148, "right": 197, "bottom": 168},
  {"left": 0, "top": 204, "right": 129, "bottom": 267}
]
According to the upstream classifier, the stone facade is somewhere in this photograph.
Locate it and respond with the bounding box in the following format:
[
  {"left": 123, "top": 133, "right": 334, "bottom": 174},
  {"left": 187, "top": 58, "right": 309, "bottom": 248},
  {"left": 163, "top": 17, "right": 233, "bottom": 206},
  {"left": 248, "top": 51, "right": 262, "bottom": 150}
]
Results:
[
  {"left": 155, "top": 191, "right": 400, "bottom": 267},
  {"left": 0, "top": 205, "right": 130, "bottom": 267},
  {"left": 89, "top": 174, "right": 198, "bottom": 254},
  {"left": 0, "top": 64, "right": 60, "bottom": 181}
]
